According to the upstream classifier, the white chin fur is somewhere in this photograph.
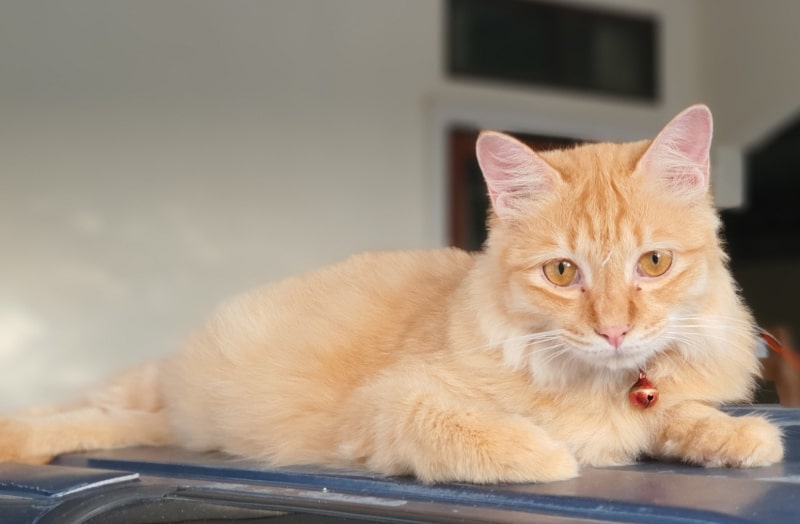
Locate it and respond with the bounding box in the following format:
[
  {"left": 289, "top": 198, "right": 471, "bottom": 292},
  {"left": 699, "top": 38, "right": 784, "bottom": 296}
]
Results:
[
  {"left": 521, "top": 341, "right": 658, "bottom": 390},
  {"left": 575, "top": 344, "right": 655, "bottom": 370}
]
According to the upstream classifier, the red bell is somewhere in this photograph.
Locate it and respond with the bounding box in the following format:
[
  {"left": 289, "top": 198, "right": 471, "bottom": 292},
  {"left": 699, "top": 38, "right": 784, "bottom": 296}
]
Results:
[{"left": 629, "top": 371, "right": 658, "bottom": 409}]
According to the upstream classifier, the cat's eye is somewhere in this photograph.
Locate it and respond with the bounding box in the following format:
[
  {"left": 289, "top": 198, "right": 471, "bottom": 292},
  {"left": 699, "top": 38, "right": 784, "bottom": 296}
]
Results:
[
  {"left": 543, "top": 259, "right": 580, "bottom": 287},
  {"left": 638, "top": 250, "right": 673, "bottom": 277}
]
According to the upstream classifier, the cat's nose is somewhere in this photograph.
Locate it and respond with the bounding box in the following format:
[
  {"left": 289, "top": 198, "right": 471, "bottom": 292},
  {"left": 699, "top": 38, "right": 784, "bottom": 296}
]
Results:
[{"left": 596, "top": 325, "right": 630, "bottom": 349}]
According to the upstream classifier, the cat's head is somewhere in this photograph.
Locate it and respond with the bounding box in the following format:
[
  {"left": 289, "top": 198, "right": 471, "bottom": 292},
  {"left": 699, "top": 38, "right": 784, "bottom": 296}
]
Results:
[{"left": 475, "top": 105, "right": 742, "bottom": 376}]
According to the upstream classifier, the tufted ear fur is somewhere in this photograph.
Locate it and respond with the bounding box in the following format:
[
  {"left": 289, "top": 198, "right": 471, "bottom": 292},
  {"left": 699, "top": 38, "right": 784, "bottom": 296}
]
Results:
[
  {"left": 636, "top": 104, "right": 713, "bottom": 200},
  {"left": 475, "top": 131, "right": 561, "bottom": 219}
]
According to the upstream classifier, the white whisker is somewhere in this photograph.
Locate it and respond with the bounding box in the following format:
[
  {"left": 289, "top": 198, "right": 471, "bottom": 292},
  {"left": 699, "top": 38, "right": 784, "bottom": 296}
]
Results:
[{"left": 458, "top": 329, "right": 566, "bottom": 354}]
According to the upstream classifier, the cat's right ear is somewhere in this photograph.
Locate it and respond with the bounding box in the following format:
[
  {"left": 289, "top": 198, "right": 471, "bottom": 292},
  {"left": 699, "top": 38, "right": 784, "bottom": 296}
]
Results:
[
  {"left": 475, "top": 131, "right": 560, "bottom": 219},
  {"left": 635, "top": 104, "right": 713, "bottom": 201}
]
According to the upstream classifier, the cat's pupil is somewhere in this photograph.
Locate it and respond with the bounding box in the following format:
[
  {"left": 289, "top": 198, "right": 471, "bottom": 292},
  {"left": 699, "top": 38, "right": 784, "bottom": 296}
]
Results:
[
  {"left": 558, "top": 261, "right": 567, "bottom": 275},
  {"left": 651, "top": 252, "right": 660, "bottom": 265}
]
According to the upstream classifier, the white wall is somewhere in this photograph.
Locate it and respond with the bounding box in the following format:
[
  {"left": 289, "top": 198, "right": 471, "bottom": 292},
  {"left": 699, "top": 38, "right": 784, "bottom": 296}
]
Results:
[
  {"left": 697, "top": 0, "right": 800, "bottom": 149},
  {"left": 0, "top": 0, "right": 774, "bottom": 411},
  {"left": 0, "top": 0, "right": 444, "bottom": 410}
]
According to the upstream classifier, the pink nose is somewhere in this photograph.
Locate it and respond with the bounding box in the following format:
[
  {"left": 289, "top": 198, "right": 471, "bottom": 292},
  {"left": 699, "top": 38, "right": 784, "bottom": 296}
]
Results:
[{"left": 596, "top": 325, "right": 630, "bottom": 349}]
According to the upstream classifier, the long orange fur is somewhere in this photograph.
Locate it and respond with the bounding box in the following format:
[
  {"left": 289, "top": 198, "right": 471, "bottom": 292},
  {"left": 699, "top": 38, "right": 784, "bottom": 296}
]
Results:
[{"left": 0, "top": 105, "right": 783, "bottom": 483}]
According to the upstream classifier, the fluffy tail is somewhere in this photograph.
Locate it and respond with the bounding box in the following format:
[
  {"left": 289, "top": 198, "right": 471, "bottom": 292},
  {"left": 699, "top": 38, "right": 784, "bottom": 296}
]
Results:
[{"left": 0, "top": 361, "right": 173, "bottom": 464}]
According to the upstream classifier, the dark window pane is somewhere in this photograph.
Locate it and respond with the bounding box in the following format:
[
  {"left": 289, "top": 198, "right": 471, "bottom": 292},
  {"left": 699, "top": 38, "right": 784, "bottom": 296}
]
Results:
[{"left": 447, "top": 0, "right": 659, "bottom": 100}]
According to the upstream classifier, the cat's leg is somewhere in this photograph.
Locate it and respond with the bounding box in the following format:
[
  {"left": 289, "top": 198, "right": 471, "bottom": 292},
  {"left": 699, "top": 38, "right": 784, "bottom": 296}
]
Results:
[
  {"left": 336, "top": 374, "right": 578, "bottom": 484},
  {"left": 0, "top": 408, "right": 172, "bottom": 464},
  {"left": 651, "top": 402, "right": 783, "bottom": 467}
]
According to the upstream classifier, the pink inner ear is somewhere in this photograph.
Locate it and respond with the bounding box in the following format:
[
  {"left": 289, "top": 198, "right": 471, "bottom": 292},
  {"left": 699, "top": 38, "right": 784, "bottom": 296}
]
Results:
[
  {"left": 475, "top": 131, "right": 558, "bottom": 218},
  {"left": 639, "top": 104, "right": 713, "bottom": 196}
]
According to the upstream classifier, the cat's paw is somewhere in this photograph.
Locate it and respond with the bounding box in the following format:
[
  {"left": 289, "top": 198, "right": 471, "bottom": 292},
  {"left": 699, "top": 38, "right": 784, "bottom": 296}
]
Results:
[
  {"left": 485, "top": 432, "right": 580, "bottom": 483},
  {"left": 701, "top": 416, "right": 783, "bottom": 468},
  {"left": 410, "top": 416, "right": 579, "bottom": 484},
  {"left": 665, "top": 415, "right": 783, "bottom": 469}
]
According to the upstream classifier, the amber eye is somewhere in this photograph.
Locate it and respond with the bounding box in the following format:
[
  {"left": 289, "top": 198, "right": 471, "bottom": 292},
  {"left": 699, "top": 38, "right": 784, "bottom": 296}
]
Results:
[
  {"left": 543, "top": 259, "right": 579, "bottom": 287},
  {"left": 638, "top": 250, "right": 673, "bottom": 277}
]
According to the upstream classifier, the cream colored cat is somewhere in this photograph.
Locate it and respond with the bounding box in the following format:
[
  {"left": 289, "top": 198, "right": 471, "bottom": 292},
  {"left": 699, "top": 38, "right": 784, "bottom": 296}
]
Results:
[{"left": 0, "top": 105, "right": 783, "bottom": 483}]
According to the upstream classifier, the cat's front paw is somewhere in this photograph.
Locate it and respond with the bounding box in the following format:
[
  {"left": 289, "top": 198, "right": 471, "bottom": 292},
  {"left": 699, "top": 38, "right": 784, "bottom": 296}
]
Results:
[
  {"left": 701, "top": 415, "right": 783, "bottom": 468},
  {"left": 662, "top": 414, "right": 783, "bottom": 468},
  {"left": 489, "top": 432, "right": 580, "bottom": 483},
  {"left": 410, "top": 416, "right": 580, "bottom": 484}
]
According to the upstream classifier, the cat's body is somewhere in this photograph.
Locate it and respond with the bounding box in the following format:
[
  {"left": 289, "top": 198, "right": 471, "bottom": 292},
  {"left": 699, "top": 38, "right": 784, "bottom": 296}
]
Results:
[{"left": 0, "top": 105, "right": 784, "bottom": 483}]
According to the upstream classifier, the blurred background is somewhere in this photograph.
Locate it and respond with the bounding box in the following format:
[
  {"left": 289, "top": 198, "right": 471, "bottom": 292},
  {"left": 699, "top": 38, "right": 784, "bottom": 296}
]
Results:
[{"left": 1, "top": 0, "right": 799, "bottom": 411}]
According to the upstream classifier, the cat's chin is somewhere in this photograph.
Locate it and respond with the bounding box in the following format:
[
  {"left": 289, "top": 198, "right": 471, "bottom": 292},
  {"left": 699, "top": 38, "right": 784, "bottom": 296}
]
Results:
[
  {"left": 526, "top": 348, "right": 648, "bottom": 391},
  {"left": 571, "top": 344, "right": 657, "bottom": 372},
  {"left": 525, "top": 343, "right": 656, "bottom": 386}
]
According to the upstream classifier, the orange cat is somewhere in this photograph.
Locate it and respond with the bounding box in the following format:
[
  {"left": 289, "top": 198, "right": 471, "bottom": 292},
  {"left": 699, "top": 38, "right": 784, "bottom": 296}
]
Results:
[{"left": 0, "top": 105, "right": 783, "bottom": 483}]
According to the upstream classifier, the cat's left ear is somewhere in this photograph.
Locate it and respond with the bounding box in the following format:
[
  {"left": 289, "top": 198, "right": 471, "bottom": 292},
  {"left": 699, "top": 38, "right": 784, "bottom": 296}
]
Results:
[{"left": 636, "top": 104, "right": 713, "bottom": 200}]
